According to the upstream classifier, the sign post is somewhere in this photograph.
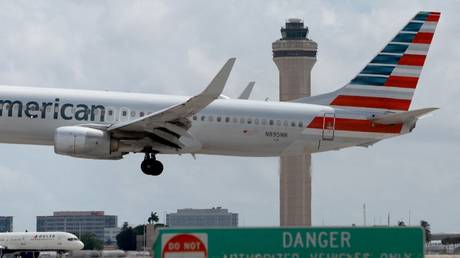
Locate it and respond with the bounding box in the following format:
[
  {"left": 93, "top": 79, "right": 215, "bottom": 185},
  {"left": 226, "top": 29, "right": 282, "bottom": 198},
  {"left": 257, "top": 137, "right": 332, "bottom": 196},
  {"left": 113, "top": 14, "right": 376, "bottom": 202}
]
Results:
[{"left": 153, "top": 227, "right": 424, "bottom": 258}]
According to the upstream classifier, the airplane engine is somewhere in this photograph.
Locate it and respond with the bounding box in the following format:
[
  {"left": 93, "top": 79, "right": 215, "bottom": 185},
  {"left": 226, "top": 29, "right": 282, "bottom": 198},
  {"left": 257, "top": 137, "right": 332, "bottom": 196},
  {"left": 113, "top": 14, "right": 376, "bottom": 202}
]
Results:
[{"left": 54, "top": 126, "right": 122, "bottom": 159}]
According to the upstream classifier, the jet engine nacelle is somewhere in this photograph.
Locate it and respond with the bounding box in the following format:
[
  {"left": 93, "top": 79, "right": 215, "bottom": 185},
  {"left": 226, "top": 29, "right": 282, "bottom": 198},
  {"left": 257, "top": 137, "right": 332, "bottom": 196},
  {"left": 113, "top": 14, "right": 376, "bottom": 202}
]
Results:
[{"left": 54, "top": 126, "right": 122, "bottom": 159}]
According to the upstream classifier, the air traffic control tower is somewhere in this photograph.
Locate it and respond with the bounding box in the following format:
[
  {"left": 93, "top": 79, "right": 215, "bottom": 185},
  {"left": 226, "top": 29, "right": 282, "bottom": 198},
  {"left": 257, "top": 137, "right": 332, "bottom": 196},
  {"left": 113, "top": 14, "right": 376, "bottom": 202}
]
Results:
[{"left": 272, "top": 18, "right": 317, "bottom": 226}]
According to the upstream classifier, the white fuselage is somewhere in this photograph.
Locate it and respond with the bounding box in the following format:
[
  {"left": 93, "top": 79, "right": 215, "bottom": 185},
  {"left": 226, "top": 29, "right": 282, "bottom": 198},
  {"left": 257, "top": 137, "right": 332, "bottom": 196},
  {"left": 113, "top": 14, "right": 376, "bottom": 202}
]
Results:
[
  {"left": 0, "top": 85, "right": 405, "bottom": 157},
  {"left": 0, "top": 232, "right": 83, "bottom": 252}
]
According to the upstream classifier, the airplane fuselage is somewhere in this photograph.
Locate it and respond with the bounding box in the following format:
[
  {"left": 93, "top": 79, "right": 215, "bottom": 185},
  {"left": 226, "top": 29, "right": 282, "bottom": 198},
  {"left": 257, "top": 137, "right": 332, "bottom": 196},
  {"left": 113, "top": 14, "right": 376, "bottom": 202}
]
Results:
[
  {"left": 0, "top": 232, "right": 83, "bottom": 253},
  {"left": 0, "top": 85, "right": 406, "bottom": 157}
]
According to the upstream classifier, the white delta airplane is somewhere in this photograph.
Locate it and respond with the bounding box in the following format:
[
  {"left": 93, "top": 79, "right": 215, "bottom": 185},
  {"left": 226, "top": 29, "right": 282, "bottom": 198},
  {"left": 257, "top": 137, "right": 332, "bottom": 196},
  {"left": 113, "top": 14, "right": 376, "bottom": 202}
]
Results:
[
  {"left": 0, "top": 11, "right": 440, "bottom": 176},
  {"left": 0, "top": 232, "right": 83, "bottom": 258}
]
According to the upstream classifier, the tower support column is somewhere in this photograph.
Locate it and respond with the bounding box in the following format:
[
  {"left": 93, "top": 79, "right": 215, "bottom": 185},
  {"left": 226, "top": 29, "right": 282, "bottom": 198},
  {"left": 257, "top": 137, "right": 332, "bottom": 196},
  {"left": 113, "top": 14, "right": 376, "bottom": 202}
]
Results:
[
  {"left": 272, "top": 18, "right": 317, "bottom": 227},
  {"left": 280, "top": 155, "right": 312, "bottom": 226}
]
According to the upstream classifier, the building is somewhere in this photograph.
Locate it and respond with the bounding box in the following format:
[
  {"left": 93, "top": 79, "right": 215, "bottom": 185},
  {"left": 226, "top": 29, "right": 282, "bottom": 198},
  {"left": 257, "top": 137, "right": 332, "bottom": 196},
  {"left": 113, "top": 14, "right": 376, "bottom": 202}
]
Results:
[
  {"left": 37, "top": 211, "right": 117, "bottom": 242},
  {"left": 166, "top": 208, "right": 238, "bottom": 228},
  {"left": 0, "top": 216, "right": 13, "bottom": 232},
  {"left": 272, "top": 18, "right": 318, "bottom": 226},
  {"left": 103, "top": 227, "right": 121, "bottom": 245}
]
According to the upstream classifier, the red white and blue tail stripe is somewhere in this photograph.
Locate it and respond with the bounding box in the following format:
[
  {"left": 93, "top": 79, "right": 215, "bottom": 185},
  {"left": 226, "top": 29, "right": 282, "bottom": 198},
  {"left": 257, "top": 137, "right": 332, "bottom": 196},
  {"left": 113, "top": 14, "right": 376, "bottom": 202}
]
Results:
[{"left": 299, "top": 11, "right": 440, "bottom": 111}]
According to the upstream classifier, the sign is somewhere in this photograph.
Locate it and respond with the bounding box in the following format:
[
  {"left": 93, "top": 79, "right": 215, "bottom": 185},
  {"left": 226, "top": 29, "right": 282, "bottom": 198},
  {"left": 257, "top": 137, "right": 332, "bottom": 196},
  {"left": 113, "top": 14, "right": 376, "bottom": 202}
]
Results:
[
  {"left": 153, "top": 227, "right": 424, "bottom": 258},
  {"left": 162, "top": 233, "right": 208, "bottom": 258}
]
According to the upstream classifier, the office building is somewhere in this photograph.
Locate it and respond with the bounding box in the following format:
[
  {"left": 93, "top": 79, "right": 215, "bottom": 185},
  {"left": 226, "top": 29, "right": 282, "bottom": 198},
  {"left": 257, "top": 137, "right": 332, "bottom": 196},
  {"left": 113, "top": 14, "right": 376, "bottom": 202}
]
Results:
[
  {"left": 0, "top": 216, "right": 13, "bottom": 232},
  {"left": 166, "top": 207, "right": 238, "bottom": 228},
  {"left": 104, "top": 227, "right": 121, "bottom": 245},
  {"left": 37, "top": 211, "right": 117, "bottom": 241}
]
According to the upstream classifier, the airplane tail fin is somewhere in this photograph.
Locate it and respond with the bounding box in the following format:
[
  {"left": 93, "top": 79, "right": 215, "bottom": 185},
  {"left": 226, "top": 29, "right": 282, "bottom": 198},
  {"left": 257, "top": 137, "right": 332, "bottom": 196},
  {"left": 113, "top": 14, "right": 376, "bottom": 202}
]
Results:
[{"left": 295, "top": 11, "right": 440, "bottom": 111}]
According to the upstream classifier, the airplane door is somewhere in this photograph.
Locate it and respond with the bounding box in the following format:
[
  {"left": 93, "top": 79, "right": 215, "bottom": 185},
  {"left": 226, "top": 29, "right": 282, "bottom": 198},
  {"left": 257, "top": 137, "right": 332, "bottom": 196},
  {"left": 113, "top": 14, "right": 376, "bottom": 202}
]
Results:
[
  {"left": 57, "top": 235, "right": 63, "bottom": 246},
  {"left": 322, "top": 113, "right": 335, "bottom": 141}
]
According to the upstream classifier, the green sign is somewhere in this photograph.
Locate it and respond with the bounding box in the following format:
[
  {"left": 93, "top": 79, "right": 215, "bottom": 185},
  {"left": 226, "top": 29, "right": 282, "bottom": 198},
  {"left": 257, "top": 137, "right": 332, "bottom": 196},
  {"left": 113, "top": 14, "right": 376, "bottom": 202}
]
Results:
[{"left": 153, "top": 227, "right": 424, "bottom": 258}]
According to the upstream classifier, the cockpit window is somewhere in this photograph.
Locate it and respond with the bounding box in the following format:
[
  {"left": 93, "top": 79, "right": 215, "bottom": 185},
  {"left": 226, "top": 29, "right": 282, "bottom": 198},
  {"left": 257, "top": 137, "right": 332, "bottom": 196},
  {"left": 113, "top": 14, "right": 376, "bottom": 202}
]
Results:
[{"left": 68, "top": 237, "right": 78, "bottom": 241}]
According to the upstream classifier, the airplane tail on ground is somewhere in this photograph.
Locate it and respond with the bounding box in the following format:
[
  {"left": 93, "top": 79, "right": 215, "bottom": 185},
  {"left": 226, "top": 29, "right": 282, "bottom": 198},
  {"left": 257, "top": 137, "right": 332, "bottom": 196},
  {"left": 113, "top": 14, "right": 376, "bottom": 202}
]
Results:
[{"left": 295, "top": 11, "right": 440, "bottom": 112}]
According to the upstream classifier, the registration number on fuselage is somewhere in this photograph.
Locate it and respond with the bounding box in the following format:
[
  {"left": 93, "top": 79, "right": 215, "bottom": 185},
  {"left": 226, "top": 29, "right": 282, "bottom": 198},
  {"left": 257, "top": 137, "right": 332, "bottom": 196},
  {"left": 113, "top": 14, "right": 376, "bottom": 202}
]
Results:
[{"left": 265, "top": 131, "right": 288, "bottom": 138}]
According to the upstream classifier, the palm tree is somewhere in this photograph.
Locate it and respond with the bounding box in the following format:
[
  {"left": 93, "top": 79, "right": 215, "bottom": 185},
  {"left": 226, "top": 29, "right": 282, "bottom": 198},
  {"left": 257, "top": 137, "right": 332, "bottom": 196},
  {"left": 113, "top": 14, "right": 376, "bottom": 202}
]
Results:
[
  {"left": 147, "top": 212, "right": 159, "bottom": 224},
  {"left": 420, "top": 220, "right": 432, "bottom": 243}
]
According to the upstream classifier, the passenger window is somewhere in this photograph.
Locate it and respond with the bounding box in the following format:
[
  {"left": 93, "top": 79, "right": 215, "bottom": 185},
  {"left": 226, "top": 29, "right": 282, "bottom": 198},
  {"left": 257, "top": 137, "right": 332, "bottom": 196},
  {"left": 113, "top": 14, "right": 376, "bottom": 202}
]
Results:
[
  {"left": 122, "top": 111, "right": 127, "bottom": 116},
  {"left": 233, "top": 117, "right": 238, "bottom": 123},
  {"left": 131, "top": 111, "right": 136, "bottom": 117},
  {"left": 217, "top": 117, "right": 222, "bottom": 122},
  {"left": 291, "top": 121, "right": 296, "bottom": 127},
  {"left": 247, "top": 118, "right": 252, "bottom": 124},
  {"left": 201, "top": 116, "right": 206, "bottom": 121},
  {"left": 208, "top": 116, "right": 214, "bottom": 122},
  {"left": 255, "top": 118, "right": 259, "bottom": 125},
  {"left": 108, "top": 110, "right": 114, "bottom": 116},
  {"left": 298, "top": 121, "right": 303, "bottom": 127},
  {"left": 262, "top": 119, "right": 267, "bottom": 125},
  {"left": 283, "top": 120, "right": 288, "bottom": 126},
  {"left": 276, "top": 120, "right": 281, "bottom": 126},
  {"left": 240, "top": 117, "right": 245, "bottom": 124},
  {"left": 225, "top": 117, "right": 230, "bottom": 123},
  {"left": 193, "top": 115, "right": 197, "bottom": 120},
  {"left": 269, "top": 120, "right": 274, "bottom": 126},
  {"left": 140, "top": 112, "right": 145, "bottom": 117}
]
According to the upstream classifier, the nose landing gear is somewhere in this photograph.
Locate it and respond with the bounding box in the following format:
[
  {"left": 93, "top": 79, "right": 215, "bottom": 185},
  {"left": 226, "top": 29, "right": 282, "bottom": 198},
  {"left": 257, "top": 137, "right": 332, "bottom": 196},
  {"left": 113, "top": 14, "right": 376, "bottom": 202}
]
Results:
[{"left": 141, "top": 153, "right": 164, "bottom": 176}]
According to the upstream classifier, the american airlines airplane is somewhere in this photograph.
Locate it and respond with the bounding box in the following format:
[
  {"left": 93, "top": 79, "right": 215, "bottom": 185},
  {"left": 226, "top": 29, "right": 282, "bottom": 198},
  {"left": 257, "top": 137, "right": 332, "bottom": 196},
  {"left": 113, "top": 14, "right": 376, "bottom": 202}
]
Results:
[
  {"left": 0, "top": 11, "right": 439, "bottom": 176},
  {"left": 0, "top": 232, "right": 83, "bottom": 258}
]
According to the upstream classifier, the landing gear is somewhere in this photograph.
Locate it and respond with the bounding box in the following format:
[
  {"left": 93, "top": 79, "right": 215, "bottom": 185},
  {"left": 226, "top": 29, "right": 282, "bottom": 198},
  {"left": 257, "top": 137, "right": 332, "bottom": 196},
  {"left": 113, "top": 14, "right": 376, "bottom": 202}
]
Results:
[{"left": 141, "top": 153, "right": 164, "bottom": 176}]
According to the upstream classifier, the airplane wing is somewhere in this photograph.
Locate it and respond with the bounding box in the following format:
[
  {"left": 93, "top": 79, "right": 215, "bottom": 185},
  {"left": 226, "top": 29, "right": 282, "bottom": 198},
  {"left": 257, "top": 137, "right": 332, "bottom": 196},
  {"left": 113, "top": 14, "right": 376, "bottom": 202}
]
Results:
[
  {"left": 238, "top": 81, "right": 255, "bottom": 99},
  {"left": 107, "top": 58, "right": 236, "bottom": 149}
]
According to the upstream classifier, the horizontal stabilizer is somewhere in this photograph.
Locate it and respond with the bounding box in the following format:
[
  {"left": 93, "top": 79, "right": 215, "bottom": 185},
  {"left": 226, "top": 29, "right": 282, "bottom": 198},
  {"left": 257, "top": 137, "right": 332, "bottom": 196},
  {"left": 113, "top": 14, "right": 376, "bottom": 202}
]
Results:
[{"left": 372, "top": 107, "right": 438, "bottom": 125}]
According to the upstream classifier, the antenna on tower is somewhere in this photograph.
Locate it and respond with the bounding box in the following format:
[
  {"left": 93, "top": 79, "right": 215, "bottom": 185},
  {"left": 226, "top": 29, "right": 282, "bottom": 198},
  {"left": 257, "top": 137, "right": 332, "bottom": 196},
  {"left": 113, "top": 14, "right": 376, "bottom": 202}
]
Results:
[{"left": 363, "top": 203, "right": 367, "bottom": 226}]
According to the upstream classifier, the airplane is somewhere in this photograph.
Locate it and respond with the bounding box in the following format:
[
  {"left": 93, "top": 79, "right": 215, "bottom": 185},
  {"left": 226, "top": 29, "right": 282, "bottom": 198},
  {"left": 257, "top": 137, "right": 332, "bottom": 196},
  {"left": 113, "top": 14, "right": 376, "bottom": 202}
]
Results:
[
  {"left": 0, "top": 11, "right": 439, "bottom": 176},
  {"left": 0, "top": 232, "right": 84, "bottom": 258}
]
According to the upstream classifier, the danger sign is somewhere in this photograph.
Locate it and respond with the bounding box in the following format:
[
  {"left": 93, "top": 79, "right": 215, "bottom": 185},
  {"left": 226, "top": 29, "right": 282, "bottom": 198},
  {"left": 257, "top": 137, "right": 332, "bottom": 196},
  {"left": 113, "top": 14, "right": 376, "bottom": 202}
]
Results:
[{"left": 161, "top": 233, "right": 208, "bottom": 258}]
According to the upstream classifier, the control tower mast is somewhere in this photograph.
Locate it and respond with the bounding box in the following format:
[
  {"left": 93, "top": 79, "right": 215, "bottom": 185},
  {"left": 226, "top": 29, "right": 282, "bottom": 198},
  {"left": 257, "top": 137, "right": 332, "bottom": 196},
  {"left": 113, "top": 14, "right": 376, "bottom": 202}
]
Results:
[{"left": 272, "top": 18, "right": 317, "bottom": 226}]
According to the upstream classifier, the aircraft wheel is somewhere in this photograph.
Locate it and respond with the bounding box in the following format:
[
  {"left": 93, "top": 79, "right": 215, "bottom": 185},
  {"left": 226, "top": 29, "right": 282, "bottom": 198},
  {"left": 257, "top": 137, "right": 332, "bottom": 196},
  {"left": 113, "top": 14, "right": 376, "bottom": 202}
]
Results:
[{"left": 141, "top": 159, "right": 164, "bottom": 176}]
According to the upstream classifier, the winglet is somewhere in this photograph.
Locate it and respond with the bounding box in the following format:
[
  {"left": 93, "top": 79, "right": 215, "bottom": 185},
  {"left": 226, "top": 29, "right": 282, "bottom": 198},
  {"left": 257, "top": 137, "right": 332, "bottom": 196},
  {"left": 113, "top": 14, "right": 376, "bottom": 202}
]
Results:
[
  {"left": 238, "top": 81, "right": 255, "bottom": 99},
  {"left": 200, "top": 58, "right": 236, "bottom": 99}
]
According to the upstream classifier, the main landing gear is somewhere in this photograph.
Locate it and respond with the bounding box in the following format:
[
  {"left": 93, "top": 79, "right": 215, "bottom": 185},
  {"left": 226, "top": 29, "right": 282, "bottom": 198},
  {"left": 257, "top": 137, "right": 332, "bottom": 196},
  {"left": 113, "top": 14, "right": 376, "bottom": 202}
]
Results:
[{"left": 141, "top": 153, "right": 164, "bottom": 176}]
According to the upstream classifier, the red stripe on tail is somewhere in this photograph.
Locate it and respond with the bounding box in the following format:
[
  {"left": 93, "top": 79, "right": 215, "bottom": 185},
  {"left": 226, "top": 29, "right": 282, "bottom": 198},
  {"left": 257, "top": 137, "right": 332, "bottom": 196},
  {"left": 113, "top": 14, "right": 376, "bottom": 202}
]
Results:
[
  {"left": 413, "top": 32, "right": 434, "bottom": 44},
  {"left": 331, "top": 95, "right": 411, "bottom": 110},
  {"left": 384, "top": 76, "right": 419, "bottom": 88},
  {"left": 427, "top": 13, "right": 440, "bottom": 22},
  {"left": 398, "top": 54, "right": 426, "bottom": 66}
]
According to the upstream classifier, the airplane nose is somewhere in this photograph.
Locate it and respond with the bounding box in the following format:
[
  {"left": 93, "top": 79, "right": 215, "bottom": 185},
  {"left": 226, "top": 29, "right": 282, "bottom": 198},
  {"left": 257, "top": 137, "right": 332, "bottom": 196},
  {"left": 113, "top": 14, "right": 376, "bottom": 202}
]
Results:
[{"left": 77, "top": 241, "right": 84, "bottom": 250}]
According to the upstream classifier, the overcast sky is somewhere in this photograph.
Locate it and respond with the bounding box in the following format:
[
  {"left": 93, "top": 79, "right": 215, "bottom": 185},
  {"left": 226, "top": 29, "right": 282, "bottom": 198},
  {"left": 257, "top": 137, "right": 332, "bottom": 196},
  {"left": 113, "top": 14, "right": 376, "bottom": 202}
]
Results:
[{"left": 0, "top": 0, "right": 458, "bottom": 233}]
